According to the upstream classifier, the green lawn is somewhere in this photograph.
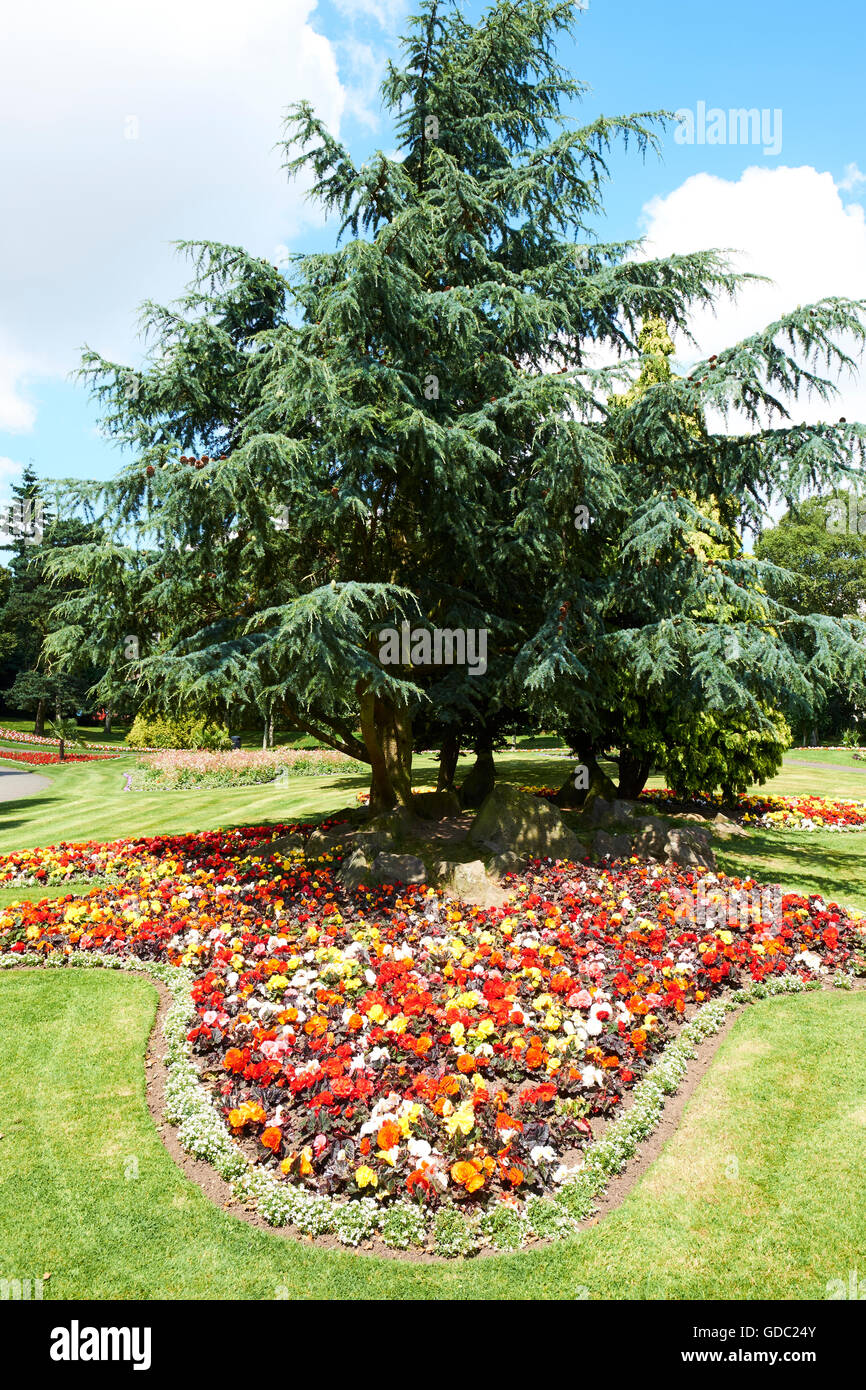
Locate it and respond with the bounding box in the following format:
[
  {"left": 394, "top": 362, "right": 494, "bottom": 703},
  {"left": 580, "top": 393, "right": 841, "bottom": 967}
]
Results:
[
  {"left": 0, "top": 969, "right": 861, "bottom": 1299},
  {"left": 5, "top": 747, "right": 866, "bottom": 917},
  {"left": 0, "top": 749, "right": 566, "bottom": 854}
]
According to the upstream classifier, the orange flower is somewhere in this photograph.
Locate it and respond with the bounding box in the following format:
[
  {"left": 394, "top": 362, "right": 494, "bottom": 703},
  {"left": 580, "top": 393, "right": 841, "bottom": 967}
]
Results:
[
  {"left": 450, "top": 1160, "right": 477, "bottom": 1187},
  {"left": 377, "top": 1120, "right": 400, "bottom": 1150},
  {"left": 456, "top": 1054, "right": 476, "bottom": 1073},
  {"left": 507, "top": 1166, "right": 525, "bottom": 1186},
  {"left": 261, "top": 1126, "right": 282, "bottom": 1153}
]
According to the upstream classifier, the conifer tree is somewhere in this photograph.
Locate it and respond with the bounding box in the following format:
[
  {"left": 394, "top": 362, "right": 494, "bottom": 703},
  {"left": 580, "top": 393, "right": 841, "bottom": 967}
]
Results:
[{"left": 48, "top": 0, "right": 866, "bottom": 810}]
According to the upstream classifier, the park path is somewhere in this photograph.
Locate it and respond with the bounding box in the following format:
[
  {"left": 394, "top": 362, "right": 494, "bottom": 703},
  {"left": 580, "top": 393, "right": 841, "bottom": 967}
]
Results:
[
  {"left": 0, "top": 768, "right": 52, "bottom": 802},
  {"left": 785, "top": 758, "right": 866, "bottom": 774}
]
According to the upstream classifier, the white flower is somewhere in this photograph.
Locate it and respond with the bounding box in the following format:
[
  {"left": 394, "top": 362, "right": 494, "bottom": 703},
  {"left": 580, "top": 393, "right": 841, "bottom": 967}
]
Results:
[
  {"left": 581, "top": 1065, "right": 605, "bottom": 1088},
  {"left": 794, "top": 949, "right": 824, "bottom": 973},
  {"left": 530, "top": 1144, "right": 557, "bottom": 1165},
  {"left": 408, "top": 1138, "right": 432, "bottom": 1160}
]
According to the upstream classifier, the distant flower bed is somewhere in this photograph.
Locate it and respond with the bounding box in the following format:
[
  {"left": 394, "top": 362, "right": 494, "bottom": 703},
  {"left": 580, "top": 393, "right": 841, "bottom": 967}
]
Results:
[
  {"left": 644, "top": 789, "right": 866, "bottom": 831},
  {"left": 0, "top": 748, "right": 120, "bottom": 766},
  {"left": 0, "top": 725, "right": 140, "bottom": 753},
  {"left": 133, "top": 747, "right": 361, "bottom": 791},
  {"left": 522, "top": 785, "right": 866, "bottom": 832}
]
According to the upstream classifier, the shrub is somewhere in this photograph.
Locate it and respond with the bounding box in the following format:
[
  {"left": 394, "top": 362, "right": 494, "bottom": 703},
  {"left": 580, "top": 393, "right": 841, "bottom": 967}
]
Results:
[{"left": 125, "top": 712, "right": 232, "bottom": 751}]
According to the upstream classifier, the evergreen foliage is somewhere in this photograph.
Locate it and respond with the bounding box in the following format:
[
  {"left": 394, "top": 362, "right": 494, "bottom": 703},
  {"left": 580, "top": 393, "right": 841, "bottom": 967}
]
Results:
[{"left": 43, "top": 0, "right": 866, "bottom": 807}]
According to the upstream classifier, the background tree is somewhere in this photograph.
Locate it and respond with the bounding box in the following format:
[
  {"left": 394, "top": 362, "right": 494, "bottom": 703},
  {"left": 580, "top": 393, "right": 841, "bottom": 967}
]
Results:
[{"left": 755, "top": 492, "right": 866, "bottom": 740}]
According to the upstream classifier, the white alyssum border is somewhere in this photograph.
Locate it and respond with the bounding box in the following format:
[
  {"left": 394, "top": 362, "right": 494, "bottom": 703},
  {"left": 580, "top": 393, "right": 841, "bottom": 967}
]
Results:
[{"left": 0, "top": 949, "right": 847, "bottom": 1256}]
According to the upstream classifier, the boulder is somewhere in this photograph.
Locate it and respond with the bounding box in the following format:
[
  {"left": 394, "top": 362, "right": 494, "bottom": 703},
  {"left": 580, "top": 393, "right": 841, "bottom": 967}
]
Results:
[
  {"left": 664, "top": 827, "right": 716, "bottom": 871},
  {"left": 592, "top": 829, "right": 633, "bottom": 862},
  {"left": 371, "top": 852, "right": 427, "bottom": 886},
  {"left": 632, "top": 816, "right": 669, "bottom": 859},
  {"left": 487, "top": 850, "right": 525, "bottom": 878},
  {"left": 432, "top": 858, "right": 510, "bottom": 908},
  {"left": 711, "top": 813, "right": 749, "bottom": 840},
  {"left": 412, "top": 789, "right": 462, "bottom": 820},
  {"left": 257, "top": 833, "right": 306, "bottom": 858},
  {"left": 589, "top": 797, "right": 635, "bottom": 826},
  {"left": 468, "top": 783, "right": 583, "bottom": 863},
  {"left": 305, "top": 826, "right": 351, "bottom": 863},
  {"left": 339, "top": 848, "right": 373, "bottom": 893}
]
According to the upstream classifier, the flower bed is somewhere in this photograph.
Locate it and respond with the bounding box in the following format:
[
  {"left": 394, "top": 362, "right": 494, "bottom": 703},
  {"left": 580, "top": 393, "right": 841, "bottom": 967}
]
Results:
[
  {"left": 133, "top": 747, "right": 361, "bottom": 791},
  {"left": 0, "top": 725, "right": 146, "bottom": 753},
  {"left": 1, "top": 824, "right": 861, "bottom": 1254},
  {"left": 524, "top": 785, "right": 866, "bottom": 831},
  {"left": 643, "top": 789, "right": 866, "bottom": 831},
  {"left": 0, "top": 748, "right": 122, "bottom": 766}
]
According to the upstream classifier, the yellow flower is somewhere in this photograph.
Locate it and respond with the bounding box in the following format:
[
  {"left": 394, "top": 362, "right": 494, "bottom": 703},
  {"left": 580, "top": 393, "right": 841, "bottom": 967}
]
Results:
[
  {"left": 445, "top": 1101, "right": 475, "bottom": 1137},
  {"left": 355, "top": 1165, "right": 378, "bottom": 1189},
  {"left": 449, "top": 1021, "right": 465, "bottom": 1045},
  {"left": 367, "top": 1003, "right": 385, "bottom": 1024}
]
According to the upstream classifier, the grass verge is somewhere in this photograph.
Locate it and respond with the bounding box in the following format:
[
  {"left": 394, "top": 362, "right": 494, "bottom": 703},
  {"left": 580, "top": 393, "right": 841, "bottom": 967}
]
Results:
[{"left": 0, "top": 970, "right": 862, "bottom": 1299}]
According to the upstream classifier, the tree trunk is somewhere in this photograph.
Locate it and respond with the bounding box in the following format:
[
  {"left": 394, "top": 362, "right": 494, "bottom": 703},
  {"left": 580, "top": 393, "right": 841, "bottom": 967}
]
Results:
[
  {"left": 104, "top": 707, "right": 112, "bottom": 738},
  {"left": 359, "top": 689, "right": 414, "bottom": 814},
  {"left": 34, "top": 700, "right": 45, "bottom": 737},
  {"left": 437, "top": 729, "right": 460, "bottom": 792},
  {"left": 56, "top": 696, "right": 64, "bottom": 762},
  {"left": 460, "top": 739, "right": 496, "bottom": 808},
  {"left": 553, "top": 732, "right": 617, "bottom": 808},
  {"left": 617, "top": 747, "right": 653, "bottom": 800}
]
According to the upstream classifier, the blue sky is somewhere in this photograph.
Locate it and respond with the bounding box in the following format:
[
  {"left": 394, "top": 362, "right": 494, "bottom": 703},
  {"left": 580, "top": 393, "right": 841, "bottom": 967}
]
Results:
[{"left": 1, "top": 0, "right": 864, "bottom": 503}]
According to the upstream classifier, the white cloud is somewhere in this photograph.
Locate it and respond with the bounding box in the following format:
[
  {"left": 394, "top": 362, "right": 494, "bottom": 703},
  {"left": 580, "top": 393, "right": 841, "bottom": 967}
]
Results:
[
  {"left": 640, "top": 165, "right": 866, "bottom": 428},
  {"left": 0, "top": 1, "right": 348, "bottom": 420},
  {"left": 839, "top": 162, "right": 866, "bottom": 194},
  {"left": 0, "top": 347, "right": 37, "bottom": 433}
]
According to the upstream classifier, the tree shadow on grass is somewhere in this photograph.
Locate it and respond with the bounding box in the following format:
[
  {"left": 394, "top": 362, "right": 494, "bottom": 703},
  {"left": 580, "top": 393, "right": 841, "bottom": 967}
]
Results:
[
  {"left": 0, "top": 796, "right": 62, "bottom": 834},
  {"left": 716, "top": 830, "right": 866, "bottom": 908}
]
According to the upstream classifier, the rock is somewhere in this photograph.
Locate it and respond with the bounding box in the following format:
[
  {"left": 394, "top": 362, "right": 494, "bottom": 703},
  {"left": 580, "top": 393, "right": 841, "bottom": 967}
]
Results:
[
  {"left": 412, "top": 789, "right": 462, "bottom": 820},
  {"left": 664, "top": 827, "right": 716, "bottom": 871},
  {"left": 371, "top": 852, "right": 427, "bottom": 886},
  {"left": 352, "top": 827, "right": 396, "bottom": 857},
  {"left": 257, "top": 833, "right": 306, "bottom": 858},
  {"left": 632, "top": 816, "right": 669, "bottom": 859},
  {"left": 366, "top": 807, "right": 422, "bottom": 843},
  {"left": 487, "top": 850, "right": 525, "bottom": 877},
  {"left": 432, "top": 858, "right": 510, "bottom": 908},
  {"left": 711, "top": 813, "right": 749, "bottom": 839},
  {"left": 339, "top": 848, "right": 373, "bottom": 892},
  {"left": 592, "top": 829, "right": 633, "bottom": 861},
  {"left": 468, "top": 783, "right": 583, "bottom": 863},
  {"left": 305, "top": 826, "right": 351, "bottom": 863}
]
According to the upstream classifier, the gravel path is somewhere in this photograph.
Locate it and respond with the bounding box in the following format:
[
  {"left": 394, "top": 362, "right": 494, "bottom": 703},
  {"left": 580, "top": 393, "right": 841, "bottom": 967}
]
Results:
[{"left": 0, "top": 768, "right": 52, "bottom": 801}]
